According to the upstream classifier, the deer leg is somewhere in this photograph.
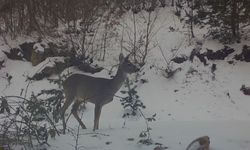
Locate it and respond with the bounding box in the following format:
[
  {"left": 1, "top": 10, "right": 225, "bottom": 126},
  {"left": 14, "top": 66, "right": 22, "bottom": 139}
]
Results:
[
  {"left": 94, "top": 104, "right": 102, "bottom": 131},
  {"left": 72, "top": 101, "right": 87, "bottom": 129},
  {"left": 60, "top": 96, "right": 74, "bottom": 134}
]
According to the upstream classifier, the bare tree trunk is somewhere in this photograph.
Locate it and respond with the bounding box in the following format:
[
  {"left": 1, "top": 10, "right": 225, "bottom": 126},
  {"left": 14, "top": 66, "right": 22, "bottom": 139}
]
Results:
[
  {"left": 172, "top": 0, "right": 175, "bottom": 6},
  {"left": 190, "top": 0, "right": 195, "bottom": 38},
  {"left": 231, "top": 0, "right": 239, "bottom": 40}
]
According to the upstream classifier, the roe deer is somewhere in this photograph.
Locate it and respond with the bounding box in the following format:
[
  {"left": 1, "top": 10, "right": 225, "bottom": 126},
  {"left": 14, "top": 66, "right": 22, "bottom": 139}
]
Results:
[
  {"left": 186, "top": 136, "right": 210, "bottom": 150},
  {"left": 61, "top": 53, "right": 139, "bottom": 133}
]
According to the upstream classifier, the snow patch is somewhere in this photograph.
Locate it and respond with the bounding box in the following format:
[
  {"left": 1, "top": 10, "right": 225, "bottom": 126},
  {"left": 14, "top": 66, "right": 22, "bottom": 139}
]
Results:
[{"left": 33, "top": 43, "right": 45, "bottom": 53}]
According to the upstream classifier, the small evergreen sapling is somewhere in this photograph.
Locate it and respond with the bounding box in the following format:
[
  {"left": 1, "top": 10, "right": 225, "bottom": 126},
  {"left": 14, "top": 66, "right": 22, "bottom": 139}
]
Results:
[
  {"left": 36, "top": 89, "right": 64, "bottom": 123},
  {"left": 36, "top": 73, "right": 70, "bottom": 123},
  {"left": 119, "top": 77, "right": 166, "bottom": 147},
  {"left": 138, "top": 112, "right": 156, "bottom": 145},
  {"left": 120, "top": 78, "right": 145, "bottom": 118}
]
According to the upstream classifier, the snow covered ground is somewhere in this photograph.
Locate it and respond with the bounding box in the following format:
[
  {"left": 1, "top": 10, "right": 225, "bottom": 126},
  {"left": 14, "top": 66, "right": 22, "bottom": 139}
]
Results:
[{"left": 1, "top": 7, "right": 250, "bottom": 150}]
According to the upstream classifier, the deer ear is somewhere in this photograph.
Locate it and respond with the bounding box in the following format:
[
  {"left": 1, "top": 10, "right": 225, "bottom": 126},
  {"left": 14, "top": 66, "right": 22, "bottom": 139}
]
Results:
[
  {"left": 119, "top": 53, "right": 125, "bottom": 63},
  {"left": 125, "top": 54, "right": 130, "bottom": 60}
]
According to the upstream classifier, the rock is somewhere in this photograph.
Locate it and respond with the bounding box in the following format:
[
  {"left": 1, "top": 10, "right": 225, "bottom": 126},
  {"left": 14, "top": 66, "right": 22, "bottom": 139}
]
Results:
[
  {"left": 19, "top": 42, "right": 35, "bottom": 61},
  {"left": 4, "top": 42, "right": 35, "bottom": 61},
  {"left": 3, "top": 48, "right": 23, "bottom": 60},
  {"left": 77, "top": 63, "right": 103, "bottom": 74},
  {"left": 189, "top": 49, "right": 208, "bottom": 66},
  {"left": 242, "top": 45, "right": 250, "bottom": 62},
  {"left": 211, "top": 64, "right": 216, "bottom": 73},
  {"left": 189, "top": 46, "right": 235, "bottom": 66},
  {"left": 171, "top": 55, "right": 188, "bottom": 64},
  {"left": 234, "top": 45, "right": 250, "bottom": 62},
  {"left": 196, "top": 53, "right": 208, "bottom": 66},
  {"left": 29, "top": 57, "right": 103, "bottom": 80},
  {"left": 227, "top": 60, "right": 234, "bottom": 64},
  {"left": 29, "top": 58, "right": 68, "bottom": 80},
  {"left": 205, "top": 46, "right": 235, "bottom": 60},
  {"left": 4, "top": 41, "right": 75, "bottom": 67},
  {"left": 164, "top": 67, "right": 182, "bottom": 78},
  {"left": 105, "top": 141, "right": 112, "bottom": 145},
  {"left": 31, "top": 50, "right": 44, "bottom": 66}
]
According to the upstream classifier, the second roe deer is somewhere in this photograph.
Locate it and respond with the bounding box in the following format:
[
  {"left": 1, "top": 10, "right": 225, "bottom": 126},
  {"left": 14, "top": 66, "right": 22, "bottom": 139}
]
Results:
[
  {"left": 186, "top": 136, "right": 210, "bottom": 150},
  {"left": 60, "top": 53, "right": 139, "bottom": 133}
]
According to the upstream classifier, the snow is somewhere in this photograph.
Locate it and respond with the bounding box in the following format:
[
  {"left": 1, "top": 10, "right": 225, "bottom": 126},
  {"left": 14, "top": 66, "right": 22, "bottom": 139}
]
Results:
[
  {"left": 33, "top": 43, "right": 45, "bottom": 53},
  {"left": 1, "top": 6, "right": 250, "bottom": 150},
  {"left": 50, "top": 121, "right": 250, "bottom": 150}
]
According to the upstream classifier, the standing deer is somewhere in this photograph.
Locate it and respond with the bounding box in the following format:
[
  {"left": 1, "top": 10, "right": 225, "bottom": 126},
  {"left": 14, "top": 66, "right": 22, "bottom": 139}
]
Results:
[{"left": 60, "top": 53, "right": 139, "bottom": 133}]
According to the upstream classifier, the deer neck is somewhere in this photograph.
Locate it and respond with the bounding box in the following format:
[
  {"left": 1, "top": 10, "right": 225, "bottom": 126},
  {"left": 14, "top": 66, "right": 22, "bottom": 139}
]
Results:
[{"left": 111, "top": 66, "right": 127, "bottom": 92}]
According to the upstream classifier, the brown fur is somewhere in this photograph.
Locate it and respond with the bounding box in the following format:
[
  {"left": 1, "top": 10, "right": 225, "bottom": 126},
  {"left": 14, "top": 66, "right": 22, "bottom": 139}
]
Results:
[{"left": 60, "top": 54, "right": 139, "bottom": 133}]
